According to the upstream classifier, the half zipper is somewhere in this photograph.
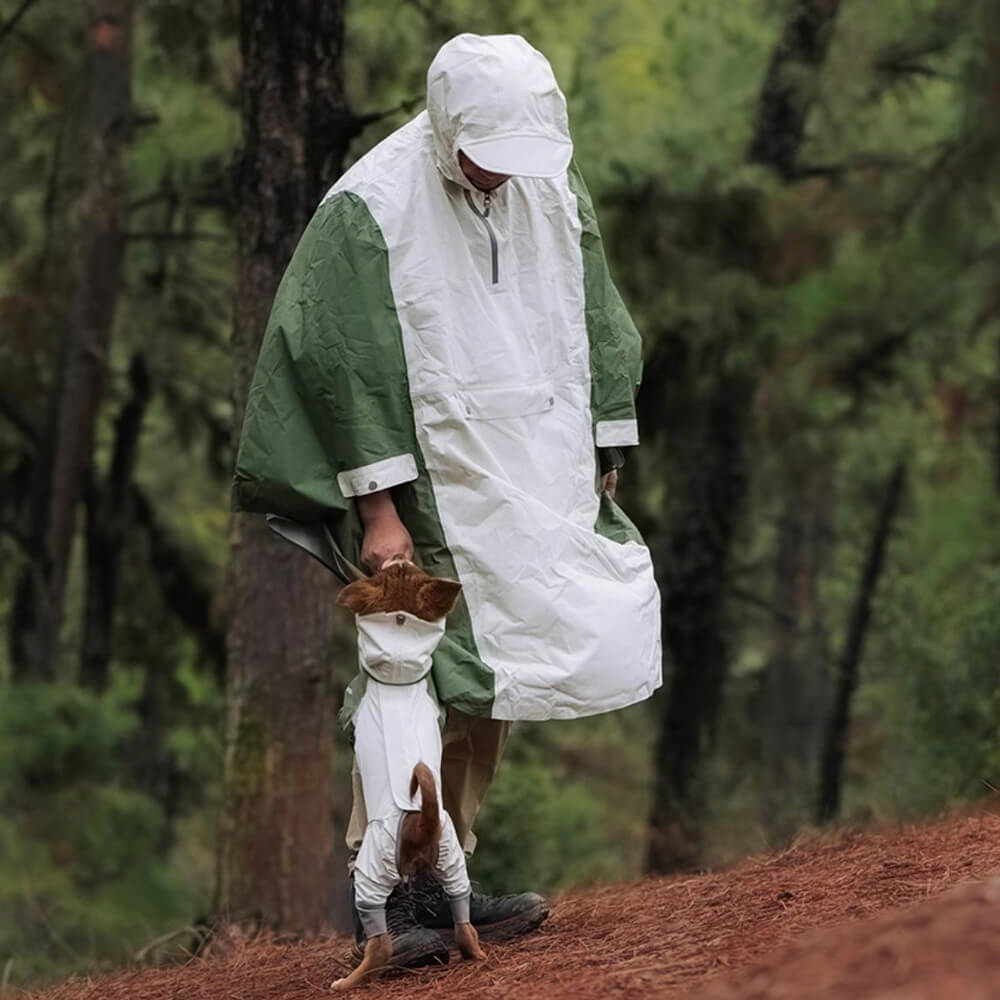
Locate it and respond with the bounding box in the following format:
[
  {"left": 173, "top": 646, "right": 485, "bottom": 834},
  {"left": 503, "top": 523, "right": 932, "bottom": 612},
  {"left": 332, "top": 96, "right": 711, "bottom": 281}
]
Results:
[{"left": 463, "top": 188, "right": 499, "bottom": 285}]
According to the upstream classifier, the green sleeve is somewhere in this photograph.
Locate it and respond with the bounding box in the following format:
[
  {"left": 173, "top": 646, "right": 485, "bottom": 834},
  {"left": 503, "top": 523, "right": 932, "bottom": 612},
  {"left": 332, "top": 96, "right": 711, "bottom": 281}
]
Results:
[
  {"left": 568, "top": 163, "right": 643, "bottom": 447},
  {"left": 232, "top": 191, "right": 421, "bottom": 519}
]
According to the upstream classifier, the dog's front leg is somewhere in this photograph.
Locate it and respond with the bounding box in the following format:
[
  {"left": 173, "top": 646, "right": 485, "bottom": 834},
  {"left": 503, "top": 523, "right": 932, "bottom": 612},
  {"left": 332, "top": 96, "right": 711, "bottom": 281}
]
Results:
[
  {"left": 330, "top": 933, "right": 393, "bottom": 991},
  {"left": 454, "top": 922, "right": 485, "bottom": 961}
]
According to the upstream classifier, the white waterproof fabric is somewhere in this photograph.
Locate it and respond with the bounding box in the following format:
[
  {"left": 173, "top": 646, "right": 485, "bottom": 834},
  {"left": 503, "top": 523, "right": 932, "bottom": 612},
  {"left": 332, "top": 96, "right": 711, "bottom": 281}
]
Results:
[
  {"left": 427, "top": 34, "right": 573, "bottom": 179},
  {"left": 352, "top": 614, "right": 470, "bottom": 910},
  {"left": 326, "top": 33, "right": 662, "bottom": 722},
  {"left": 356, "top": 611, "right": 443, "bottom": 688}
]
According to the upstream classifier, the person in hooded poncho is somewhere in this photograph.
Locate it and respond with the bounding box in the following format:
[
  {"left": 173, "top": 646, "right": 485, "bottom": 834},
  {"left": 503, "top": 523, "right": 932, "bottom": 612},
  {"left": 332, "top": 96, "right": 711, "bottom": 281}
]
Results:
[{"left": 232, "top": 33, "right": 662, "bottom": 962}]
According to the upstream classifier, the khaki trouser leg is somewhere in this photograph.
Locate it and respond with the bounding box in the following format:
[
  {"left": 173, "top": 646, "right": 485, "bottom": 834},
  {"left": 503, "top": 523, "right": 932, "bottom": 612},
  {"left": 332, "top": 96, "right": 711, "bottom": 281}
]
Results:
[
  {"left": 346, "top": 707, "right": 512, "bottom": 860},
  {"left": 439, "top": 708, "right": 512, "bottom": 854}
]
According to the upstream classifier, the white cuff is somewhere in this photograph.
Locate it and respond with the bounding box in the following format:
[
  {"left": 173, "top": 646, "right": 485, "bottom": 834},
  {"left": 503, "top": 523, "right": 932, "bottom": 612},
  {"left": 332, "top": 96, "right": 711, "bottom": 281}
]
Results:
[
  {"left": 595, "top": 419, "right": 638, "bottom": 447},
  {"left": 337, "top": 454, "right": 418, "bottom": 498},
  {"left": 449, "top": 892, "right": 472, "bottom": 924}
]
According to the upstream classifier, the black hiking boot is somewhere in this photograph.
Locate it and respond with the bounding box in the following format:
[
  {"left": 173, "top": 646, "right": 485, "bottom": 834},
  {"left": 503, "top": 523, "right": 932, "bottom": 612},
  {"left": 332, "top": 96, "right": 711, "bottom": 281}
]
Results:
[
  {"left": 350, "top": 881, "right": 450, "bottom": 969},
  {"left": 411, "top": 874, "right": 549, "bottom": 943}
]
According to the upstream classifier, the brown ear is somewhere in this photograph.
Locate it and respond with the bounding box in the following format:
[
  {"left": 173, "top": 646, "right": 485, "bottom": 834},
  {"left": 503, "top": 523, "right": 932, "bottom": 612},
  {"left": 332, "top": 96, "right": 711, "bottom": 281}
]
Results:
[
  {"left": 416, "top": 578, "right": 463, "bottom": 620},
  {"left": 336, "top": 578, "right": 381, "bottom": 615}
]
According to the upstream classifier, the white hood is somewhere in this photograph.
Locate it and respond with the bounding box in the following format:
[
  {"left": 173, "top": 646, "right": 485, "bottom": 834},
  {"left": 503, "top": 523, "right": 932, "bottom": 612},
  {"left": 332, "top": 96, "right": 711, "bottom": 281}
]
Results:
[
  {"left": 356, "top": 612, "right": 446, "bottom": 686},
  {"left": 427, "top": 33, "right": 573, "bottom": 186}
]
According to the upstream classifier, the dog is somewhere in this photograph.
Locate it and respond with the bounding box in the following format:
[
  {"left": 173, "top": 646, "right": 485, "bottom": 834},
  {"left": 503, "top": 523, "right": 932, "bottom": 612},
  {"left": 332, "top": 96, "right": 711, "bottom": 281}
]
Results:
[{"left": 330, "top": 558, "right": 485, "bottom": 991}]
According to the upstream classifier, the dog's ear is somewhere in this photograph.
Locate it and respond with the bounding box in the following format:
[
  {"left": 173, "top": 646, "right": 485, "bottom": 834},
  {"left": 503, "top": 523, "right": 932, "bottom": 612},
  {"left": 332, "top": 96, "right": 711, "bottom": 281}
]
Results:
[
  {"left": 416, "top": 578, "right": 463, "bottom": 620},
  {"left": 336, "top": 578, "right": 382, "bottom": 615}
]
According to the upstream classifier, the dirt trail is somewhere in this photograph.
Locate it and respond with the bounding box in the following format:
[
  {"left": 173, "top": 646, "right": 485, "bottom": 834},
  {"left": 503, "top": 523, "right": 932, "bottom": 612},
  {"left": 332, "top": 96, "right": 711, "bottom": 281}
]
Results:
[{"left": 26, "top": 810, "right": 1000, "bottom": 1000}]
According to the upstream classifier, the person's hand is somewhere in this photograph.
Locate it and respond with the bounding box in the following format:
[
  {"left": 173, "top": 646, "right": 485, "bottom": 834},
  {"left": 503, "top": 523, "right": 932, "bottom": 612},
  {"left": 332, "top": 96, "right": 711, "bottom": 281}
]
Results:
[
  {"left": 356, "top": 490, "right": 414, "bottom": 571},
  {"left": 361, "top": 513, "right": 413, "bottom": 571},
  {"left": 601, "top": 469, "right": 619, "bottom": 499}
]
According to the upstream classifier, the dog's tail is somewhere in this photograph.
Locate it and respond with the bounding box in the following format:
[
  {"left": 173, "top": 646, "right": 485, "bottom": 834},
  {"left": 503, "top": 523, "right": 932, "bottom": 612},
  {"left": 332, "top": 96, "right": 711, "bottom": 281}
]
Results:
[{"left": 410, "top": 762, "right": 441, "bottom": 845}]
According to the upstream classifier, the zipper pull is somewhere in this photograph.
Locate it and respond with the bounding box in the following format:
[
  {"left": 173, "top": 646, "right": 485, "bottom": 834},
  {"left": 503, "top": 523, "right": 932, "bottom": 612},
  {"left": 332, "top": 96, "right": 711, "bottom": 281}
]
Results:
[{"left": 483, "top": 190, "right": 492, "bottom": 217}]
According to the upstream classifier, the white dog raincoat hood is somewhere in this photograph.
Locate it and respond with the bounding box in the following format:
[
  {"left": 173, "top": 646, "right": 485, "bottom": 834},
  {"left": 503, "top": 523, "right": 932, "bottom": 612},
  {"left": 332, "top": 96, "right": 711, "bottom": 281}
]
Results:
[
  {"left": 356, "top": 612, "right": 446, "bottom": 686},
  {"left": 427, "top": 33, "right": 573, "bottom": 182},
  {"left": 234, "top": 33, "right": 662, "bottom": 728}
]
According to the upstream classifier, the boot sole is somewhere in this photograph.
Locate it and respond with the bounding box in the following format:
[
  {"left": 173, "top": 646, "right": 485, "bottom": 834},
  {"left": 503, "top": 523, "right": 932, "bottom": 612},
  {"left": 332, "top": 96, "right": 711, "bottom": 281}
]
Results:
[{"left": 438, "top": 899, "right": 550, "bottom": 946}]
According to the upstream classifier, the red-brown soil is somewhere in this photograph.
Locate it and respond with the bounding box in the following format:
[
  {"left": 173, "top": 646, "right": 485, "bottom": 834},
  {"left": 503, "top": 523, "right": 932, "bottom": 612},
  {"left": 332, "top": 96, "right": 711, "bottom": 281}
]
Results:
[
  {"left": 689, "top": 876, "right": 1000, "bottom": 1000},
  {"left": 25, "top": 810, "right": 1000, "bottom": 1000}
]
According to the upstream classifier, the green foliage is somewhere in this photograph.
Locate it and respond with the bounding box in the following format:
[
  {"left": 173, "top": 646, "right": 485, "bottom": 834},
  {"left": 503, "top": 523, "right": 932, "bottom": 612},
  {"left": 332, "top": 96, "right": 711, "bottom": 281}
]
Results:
[
  {"left": 0, "top": 679, "right": 207, "bottom": 984},
  {"left": 904, "top": 570, "right": 1000, "bottom": 802},
  {"left": 0, "top": 675, "right": 140, "bottom": 787},
  {"left": 848, "top": 446, "right": 1000, "bottom": 818},
  {"left": 474, "top": 762, "right": 617, "bottom": 893},
  {"left": 473, "top": 707, "right": 656, "bottom": 893}
]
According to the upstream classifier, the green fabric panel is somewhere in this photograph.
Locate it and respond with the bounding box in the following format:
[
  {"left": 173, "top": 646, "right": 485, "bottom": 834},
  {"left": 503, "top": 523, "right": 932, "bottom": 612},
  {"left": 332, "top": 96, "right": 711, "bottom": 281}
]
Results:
[
  {"left": 594, "top": 492, "right": 645, "bottom": 546},
  {"left": 230, "top": 190, "right": 495, "bottom": 725},
  {"left": 569, "top": 165, "right": 649, "bottom": 548},
  {"left": 568, "top": 162, "right": 644, "bottom": 427},
  {"left": 233, "top": 192, "right": 414, "bottom": 516}
]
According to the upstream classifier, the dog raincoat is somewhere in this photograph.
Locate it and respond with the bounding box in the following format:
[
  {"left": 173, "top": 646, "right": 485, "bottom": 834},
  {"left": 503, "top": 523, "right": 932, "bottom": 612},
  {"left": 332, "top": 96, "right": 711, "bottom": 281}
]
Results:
[
  {"left": 233, "top": 33, "right": 662, "bottom": 723},
  {"left": 352, "top": 612, "right": 470, "bottom": 935}
]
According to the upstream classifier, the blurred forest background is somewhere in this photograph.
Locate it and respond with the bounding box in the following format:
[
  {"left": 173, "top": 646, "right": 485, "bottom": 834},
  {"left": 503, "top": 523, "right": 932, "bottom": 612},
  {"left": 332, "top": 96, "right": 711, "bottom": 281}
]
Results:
[{"left": 2, "top": 0, "right": 999, "bottom": 988}]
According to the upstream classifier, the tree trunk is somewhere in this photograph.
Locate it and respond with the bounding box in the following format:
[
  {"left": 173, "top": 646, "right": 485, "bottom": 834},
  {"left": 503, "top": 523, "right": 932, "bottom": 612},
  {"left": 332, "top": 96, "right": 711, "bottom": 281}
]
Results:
[
  {"left": 11, "top": 0, "right": 132, "bottom": 679},
  {"left": 130, "top": 485, "right": 226, "bottom": 678},
  {"left": 646, "top": 374, "right": 753, "bottom": 873},
  {"left": 217, "top": 0, "right": 355, "bottom": 934},
  {"left": 989, "top": 17, "right": 1000, "bottom": 496},
  {"left": 645, "top": 0, "right": 843, "bottom": 874},
  {"left": 81, "top": 355, "right": 151, "bottom": 689},
  {"left": 759, "top": 469, "right": 833, "bottom": 842},
  {"left": 747, "top": 0, "right": 843, "bottom": 180},
  {"left": 817, "top": 459, "right": 906, "bottom": 823},
  {"left": 996, "top": 333, "right": 1000, "bottom": 495}
]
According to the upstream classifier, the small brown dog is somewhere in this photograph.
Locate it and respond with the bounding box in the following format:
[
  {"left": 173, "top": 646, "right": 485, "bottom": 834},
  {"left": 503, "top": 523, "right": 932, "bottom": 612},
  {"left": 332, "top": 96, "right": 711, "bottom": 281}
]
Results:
[{"left": 331, "top": 559, "right": 484, "bottom": 991}]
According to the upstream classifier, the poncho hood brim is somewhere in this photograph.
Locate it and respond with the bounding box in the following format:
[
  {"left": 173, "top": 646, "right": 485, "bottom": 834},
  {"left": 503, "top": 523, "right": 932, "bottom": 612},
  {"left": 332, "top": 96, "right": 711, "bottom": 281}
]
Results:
[{"left": 427, "top": 33, "right": 573, "bottom": 184}]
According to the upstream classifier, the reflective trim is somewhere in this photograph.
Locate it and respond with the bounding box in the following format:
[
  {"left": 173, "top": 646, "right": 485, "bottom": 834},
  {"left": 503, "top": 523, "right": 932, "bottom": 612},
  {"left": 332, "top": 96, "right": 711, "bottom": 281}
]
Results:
[
  {"left": 356, "top": 902, "right": 388, "bottom": 937},
  {"left": 595, "top": 419, "right": 638, "bottom": 447},
  {"left": 448, "top": 891, "right": 472, "bottom": 924},
  {"left": 337, "top": 453, "right": 418, "bottom": 498}
]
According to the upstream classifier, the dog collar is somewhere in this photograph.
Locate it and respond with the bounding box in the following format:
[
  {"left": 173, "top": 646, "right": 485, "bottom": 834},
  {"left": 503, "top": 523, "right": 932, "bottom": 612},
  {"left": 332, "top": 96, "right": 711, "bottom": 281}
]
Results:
[{"left": 356, "top": 612, "right": 446, "bottom": 686}]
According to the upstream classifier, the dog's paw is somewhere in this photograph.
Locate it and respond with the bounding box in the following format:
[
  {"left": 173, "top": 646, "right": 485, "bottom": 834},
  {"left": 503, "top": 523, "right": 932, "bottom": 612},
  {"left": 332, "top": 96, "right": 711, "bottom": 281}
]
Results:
[
  {"left": 330, "top": 977, "right": 349, "bottom": 991},
  {"left": 455, "top": 922, "right": 486, "bottom": 961},
  {"left": 330, "top": 973, "right": 362, "bottom": 991}
]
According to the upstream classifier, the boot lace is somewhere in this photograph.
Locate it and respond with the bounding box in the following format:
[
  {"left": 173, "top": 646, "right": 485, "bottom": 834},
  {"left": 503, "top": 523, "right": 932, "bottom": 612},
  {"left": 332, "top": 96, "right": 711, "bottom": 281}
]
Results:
[{"left": 385, "top": 883, "right": 423, "bottom": 936}]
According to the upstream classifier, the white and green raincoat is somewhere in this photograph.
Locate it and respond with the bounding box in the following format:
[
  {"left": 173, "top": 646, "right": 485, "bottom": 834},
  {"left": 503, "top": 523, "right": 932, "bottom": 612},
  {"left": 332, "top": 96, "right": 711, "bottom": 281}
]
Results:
[{"left": 233, "top": 34, "right": 662, "bottom": 724}]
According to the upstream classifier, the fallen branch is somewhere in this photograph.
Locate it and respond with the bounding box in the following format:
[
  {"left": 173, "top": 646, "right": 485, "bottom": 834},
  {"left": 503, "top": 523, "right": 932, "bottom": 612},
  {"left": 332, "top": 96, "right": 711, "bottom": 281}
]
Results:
[{"left": 134, "top": 924, "right": 203, "bottom": 962}]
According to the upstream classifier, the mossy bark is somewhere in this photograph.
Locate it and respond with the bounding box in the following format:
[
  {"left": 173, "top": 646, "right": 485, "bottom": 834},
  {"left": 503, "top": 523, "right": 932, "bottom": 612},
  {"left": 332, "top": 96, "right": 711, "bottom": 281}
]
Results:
[{"left": 217, "top": 0, "right": 354, "bottom": 934}]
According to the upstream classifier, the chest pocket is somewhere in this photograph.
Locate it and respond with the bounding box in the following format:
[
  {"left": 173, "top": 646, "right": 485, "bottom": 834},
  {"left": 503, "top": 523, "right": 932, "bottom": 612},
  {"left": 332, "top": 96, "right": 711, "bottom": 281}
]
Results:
[{"left": 458, "top": 381, "right": 556, "bottom": 422}]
